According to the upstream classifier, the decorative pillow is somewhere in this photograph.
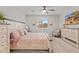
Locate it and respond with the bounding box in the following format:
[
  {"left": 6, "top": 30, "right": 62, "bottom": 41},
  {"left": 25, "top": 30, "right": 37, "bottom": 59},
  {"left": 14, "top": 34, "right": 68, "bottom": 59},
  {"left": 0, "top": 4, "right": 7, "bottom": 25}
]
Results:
[
  {"left": 25, "top": 26, "right": 28, "bottom": 31},
  {"left": 18, "top": 30, "right": 25, "bottom": 36},
  {"left": 24, "top": 29, "right": 28, "bottom": 35},
  {"left": 10, "top": 31, "right": 21, "bottom": 43},
  {"left": 53, "top": 29, "right": 61, "bottom": 37}
]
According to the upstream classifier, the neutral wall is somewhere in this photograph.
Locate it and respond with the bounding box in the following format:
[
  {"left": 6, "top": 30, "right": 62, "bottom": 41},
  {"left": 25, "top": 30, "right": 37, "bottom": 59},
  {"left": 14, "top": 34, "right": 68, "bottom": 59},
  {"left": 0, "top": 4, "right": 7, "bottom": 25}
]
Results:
[
  {"left": 0, "top": 7, "right": 26, "bottom": 22},
  {"left": 0, "top": 7, "right": 26, "bottom": 32},
  {"left": 25, "top": 15, "right": 59, "bottom": 36}
]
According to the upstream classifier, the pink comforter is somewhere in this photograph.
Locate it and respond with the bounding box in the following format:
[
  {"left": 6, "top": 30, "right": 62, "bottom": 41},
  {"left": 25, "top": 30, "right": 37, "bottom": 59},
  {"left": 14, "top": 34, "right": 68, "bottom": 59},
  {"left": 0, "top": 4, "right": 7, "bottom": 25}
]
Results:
[{"left": 11, "top": 32, "right": 49, "bottom": 50}]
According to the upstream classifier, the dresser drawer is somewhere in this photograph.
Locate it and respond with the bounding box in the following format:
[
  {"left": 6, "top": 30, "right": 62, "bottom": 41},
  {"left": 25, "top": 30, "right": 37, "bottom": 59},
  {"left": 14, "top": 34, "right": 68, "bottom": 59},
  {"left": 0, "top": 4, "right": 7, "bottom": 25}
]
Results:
[
  {"left": 0, "top": 31, "right": 7, "bottom": 35},
  {"left": 0, "top": 40, "right": 8, "bottom": 44},
  {"left": 0, "top": 46, "right": 9, "bottom": 53},
  {"left": 0, "top": 40, "right": 8, "bottom": 45},
  {"left": 0, "top": 27, "right": 7, "bottom": 31},
  {"left": 0, "top": 26, "right": 7, "bottom": 29},
  {"left": 0, "top": 44, "right": 8, "bottom": 47},
  {"left": 0, "top": 35, "right": 7, "bottom": 38},
  {"left": 0, "top": 27, "right": 7, "bottom": 34},
  {"left": 0, "top": 42, "right": 9, "bottom": 50}
]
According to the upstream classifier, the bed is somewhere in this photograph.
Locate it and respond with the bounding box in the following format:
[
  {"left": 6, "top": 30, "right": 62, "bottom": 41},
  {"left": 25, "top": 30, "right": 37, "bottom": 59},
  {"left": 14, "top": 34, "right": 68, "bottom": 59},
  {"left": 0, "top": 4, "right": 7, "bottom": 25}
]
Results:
[{"left": 10, "top": 30, "right": 50, "bottom": 52}]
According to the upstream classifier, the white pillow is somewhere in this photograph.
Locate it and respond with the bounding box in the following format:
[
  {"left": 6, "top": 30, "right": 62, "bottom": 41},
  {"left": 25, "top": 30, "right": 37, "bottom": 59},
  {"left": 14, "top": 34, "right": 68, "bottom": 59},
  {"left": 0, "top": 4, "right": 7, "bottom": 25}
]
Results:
[
  {"left": 20, "top": 30, "right": 25, "bottom": 36},
  {"left": 25, "top": 26, "right": 29, "bottom": 31}
]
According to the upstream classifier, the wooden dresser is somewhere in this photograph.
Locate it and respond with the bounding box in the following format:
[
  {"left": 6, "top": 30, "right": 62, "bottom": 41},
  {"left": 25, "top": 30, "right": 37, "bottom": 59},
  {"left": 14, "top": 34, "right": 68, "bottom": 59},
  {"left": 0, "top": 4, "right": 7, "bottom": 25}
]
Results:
[
  {"left": 0, "top": 24, "right": 10, "bottom": 53},
  {"left": 61, "top": 28, "right": 79, "bottom": 48}
]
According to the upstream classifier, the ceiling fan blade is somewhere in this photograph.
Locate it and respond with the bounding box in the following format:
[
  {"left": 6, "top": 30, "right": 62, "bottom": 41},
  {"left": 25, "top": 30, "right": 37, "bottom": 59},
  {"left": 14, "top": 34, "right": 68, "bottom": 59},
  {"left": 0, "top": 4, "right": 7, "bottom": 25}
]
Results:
[{"left": 48, "top": 9, "right": 55, "bottom": 11}]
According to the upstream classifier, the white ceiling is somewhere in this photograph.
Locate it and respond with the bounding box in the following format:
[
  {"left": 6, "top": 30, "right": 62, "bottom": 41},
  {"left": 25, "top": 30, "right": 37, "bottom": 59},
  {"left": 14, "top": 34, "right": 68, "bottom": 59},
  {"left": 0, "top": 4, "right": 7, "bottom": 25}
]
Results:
[
  {"left": 15, "top": 6, "right": 69, "bottom": 15},
  {"left": 0, "top": 6, "right": 79, "bottom": 15}
]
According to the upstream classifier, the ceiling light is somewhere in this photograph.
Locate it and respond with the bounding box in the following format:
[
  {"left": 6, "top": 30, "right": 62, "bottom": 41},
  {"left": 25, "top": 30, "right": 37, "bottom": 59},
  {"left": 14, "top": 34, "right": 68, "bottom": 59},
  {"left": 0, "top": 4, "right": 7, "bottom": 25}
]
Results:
[
  {"left": 42, "top": 6, "right": 48, "bottom": 15},
  {"left": 42, "top": 10, "right": 48, "bottom": 15},
  {"left": 43, "top": 10, "right": 47, "bottom": 13}
]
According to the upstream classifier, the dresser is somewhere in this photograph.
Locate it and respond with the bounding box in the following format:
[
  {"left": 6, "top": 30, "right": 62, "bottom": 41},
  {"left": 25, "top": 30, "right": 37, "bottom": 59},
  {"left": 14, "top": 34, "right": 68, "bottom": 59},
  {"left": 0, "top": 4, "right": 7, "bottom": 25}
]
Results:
[
  {"left": 0, "top": 24, "right": 10, "bottom": 53},
  {"left": 61, "top": 28, "right": 79, "bottom": 48},
  {"left": 52, "top": 37, "right": 79, "bottom": 53}
]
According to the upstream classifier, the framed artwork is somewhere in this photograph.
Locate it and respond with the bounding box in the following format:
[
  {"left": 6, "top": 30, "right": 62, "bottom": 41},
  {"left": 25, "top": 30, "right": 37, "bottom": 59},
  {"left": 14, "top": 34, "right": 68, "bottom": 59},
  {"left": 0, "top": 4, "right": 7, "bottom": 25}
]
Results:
[{"left": 65, "top": 11, "right": 79, "bottom": 25}]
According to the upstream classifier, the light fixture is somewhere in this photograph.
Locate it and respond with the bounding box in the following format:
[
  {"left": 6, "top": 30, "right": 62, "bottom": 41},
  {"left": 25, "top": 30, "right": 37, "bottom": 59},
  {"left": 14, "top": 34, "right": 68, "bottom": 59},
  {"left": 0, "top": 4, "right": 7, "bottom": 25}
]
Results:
[
  {"left": 42, "top": 10, "right": 48, "bottom": 15},
  {"left": 42, "top": 6, "right": 48, "bottom": 15},
  {"left": 43, "top": 9, "right": 47, "bottom": 13}
]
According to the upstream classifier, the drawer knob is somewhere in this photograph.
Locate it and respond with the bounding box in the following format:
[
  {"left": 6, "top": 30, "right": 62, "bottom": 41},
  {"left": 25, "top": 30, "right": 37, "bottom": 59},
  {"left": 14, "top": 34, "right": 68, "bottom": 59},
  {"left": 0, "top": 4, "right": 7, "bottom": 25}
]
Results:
[
  {"left": 1, "top": 45, "right": 4, "bottom": 46},
  {"left": 2, "top": 36, "right": 5, "bottom": 38}
]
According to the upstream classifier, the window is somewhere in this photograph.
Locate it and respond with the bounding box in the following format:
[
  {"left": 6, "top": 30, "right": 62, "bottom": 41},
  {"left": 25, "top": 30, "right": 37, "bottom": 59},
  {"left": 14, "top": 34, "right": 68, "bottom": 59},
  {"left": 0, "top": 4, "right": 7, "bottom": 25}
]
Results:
[{"left": 37, "top": 17, "right": 48, "bottom": 28}]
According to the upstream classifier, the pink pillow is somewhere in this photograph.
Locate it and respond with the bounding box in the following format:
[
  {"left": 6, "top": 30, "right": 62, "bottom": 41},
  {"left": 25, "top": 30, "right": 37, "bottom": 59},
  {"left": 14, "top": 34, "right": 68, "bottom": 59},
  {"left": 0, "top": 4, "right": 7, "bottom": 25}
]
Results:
[
  {"left": 11, "top": 31, "right": 20, "bottom": 39},
  {"left": 10, "top": 31, "right": 21, "bottom": 44}
]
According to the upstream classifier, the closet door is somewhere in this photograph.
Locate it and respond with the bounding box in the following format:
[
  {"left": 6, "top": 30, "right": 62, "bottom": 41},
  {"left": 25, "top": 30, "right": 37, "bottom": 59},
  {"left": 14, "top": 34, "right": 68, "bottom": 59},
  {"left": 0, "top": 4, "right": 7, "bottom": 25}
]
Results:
[{"left": 0, "top": 25, "right": 10, "bottom": 53}]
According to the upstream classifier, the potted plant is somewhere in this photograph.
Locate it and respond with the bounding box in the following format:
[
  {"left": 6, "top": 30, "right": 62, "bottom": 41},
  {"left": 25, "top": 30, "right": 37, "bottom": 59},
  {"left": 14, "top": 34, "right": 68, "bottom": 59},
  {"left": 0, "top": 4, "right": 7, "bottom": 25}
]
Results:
[{"left": 0, "top": 12, "right": 5, "bottom": 24}]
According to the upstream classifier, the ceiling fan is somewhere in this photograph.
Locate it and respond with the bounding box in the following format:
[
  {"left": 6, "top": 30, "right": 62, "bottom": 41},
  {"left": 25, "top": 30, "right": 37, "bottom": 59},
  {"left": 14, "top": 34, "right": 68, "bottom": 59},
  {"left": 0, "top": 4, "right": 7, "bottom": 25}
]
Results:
[
  {"left": 42, "top": 6, "right": 55, "bottom": 14},
  {"left": 31, "top": 6, "right": 55, "bottom": 15}
]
